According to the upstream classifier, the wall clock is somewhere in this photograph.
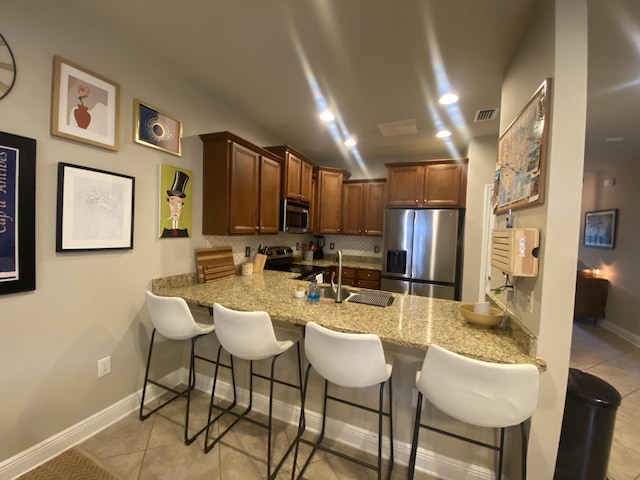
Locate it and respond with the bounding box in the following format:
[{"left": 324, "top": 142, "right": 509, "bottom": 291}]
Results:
[{"left": 0, "top": 32, "right": 17, "bottom": 100}]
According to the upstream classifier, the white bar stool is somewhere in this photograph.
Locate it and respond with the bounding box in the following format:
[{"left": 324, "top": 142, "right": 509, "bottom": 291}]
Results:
[
  {"left": 204, "top": 303, "right": 303, "bottom": 480},
  {"left": 292, "top": 321, "right": 394, "bottom": 480},
  {"left": 408, "top": 344, "right": 540, "bottom": 479},
  {"left": 140, "top": 291, "right": 233, "bottom": 445}
]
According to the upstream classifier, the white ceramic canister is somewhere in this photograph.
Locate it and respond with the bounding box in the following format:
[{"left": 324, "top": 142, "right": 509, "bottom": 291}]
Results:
[{"left": 241, "top": 262, "right": 253, "bottom": 276}]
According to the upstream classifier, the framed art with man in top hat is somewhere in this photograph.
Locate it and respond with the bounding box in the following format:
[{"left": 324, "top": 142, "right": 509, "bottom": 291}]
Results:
[{"left": 159, "top": 164, "right": 192, "bottom": 238}]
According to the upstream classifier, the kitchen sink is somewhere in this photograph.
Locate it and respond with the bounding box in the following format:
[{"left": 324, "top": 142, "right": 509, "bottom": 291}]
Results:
[{"left": 318, "top": 285, "right": 352, "bottom": 300}]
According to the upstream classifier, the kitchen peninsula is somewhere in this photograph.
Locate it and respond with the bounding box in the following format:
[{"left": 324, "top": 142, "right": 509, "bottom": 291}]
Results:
[{"left": 152, "top": 270, "right": 545, "bottom": 370}]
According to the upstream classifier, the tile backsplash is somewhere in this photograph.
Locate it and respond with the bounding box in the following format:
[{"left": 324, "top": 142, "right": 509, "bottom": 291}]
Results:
[{"left": 204, "top": 233, "right": 383, "bottom": 266}]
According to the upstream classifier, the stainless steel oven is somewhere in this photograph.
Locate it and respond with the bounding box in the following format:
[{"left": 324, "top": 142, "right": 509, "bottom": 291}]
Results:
[{"left": 280, "top": 200, "right": 310, "bottom": 234}]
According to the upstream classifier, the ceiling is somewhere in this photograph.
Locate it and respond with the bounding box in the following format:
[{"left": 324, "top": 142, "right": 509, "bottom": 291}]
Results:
[{"left": 65, "top": 0, "right": 638, "bottom": 176}]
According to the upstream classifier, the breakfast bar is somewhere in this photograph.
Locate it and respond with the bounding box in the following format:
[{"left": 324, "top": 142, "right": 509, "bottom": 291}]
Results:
[{"left": 151, "top": 270, "right": 545, "bottom": 370}]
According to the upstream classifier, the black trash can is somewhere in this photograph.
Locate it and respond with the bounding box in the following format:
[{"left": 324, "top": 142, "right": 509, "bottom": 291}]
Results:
[{"left": 554, "top": 368, "right": 622, "bottom": 480}]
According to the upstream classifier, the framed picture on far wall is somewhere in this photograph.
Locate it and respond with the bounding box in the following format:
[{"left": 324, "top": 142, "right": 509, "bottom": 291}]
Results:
[
  {"left": 134, "top": 100, "right": 182, "bottom": 156},
  {"left": 584, "top": 209, "right": 617, "bottom": 249},
  {"left": 50, "top": 56, "right": 120, "bottom": 151}
]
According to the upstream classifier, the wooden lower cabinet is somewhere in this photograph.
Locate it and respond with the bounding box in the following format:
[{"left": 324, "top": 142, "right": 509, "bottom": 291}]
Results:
[{"left": 336, "top": 267, "right": 380, "bottom": 289}]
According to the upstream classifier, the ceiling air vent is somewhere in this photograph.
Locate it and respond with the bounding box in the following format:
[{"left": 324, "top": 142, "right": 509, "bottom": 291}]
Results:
[{"left": 474, "top": 108, "right": 498, "bottom": 122}]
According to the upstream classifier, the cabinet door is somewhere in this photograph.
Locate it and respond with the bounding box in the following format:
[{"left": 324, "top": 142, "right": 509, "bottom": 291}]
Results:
[
  {"left": 363, "top": 182, "right": 385, "bottom": 236},
  {"left": 258, "top": 156, "right": 281, "bottom": 234},
  {"left": 342, "top": 182, "right": 364, "bottom": 235},
  {"left": 284, "top": 153, "right": 302, "bottom": 202},
  {"left": 229, "top": 143, "right": 260, "bottom": 234},
  {"left": 386, "top": 165, "right": 425, "bottom": 206},
  {"left": 317, "top": 169, "right": 343, "bottom": 234},
  {"left": 423, "top": 163, "right": 463, "bottom": 207},
  {"left": 300, "top": 160, "right": 313, "bottom": 203}
]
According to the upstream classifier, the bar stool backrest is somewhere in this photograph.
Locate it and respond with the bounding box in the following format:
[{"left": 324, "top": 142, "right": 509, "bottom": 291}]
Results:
[
  {"left": 145, "top": 291, "right": 210, "bottom": 340},
  {"left": 212, "top": 303, "right": 286, "bottom": 361},
  {"left": 417, "top": 344, "right": 539, "bottom": 428},
  {"left": 305, "top": 321, "right": 392, "bottom": 388}
]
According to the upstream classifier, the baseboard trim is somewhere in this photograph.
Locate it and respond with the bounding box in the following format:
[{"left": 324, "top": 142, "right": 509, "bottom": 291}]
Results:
[
  {"left": 1, "top": 368, "right": 493, "bottom": 480},
  {"left": 600, "top": 319, "right": 640, "bottom": 348}
]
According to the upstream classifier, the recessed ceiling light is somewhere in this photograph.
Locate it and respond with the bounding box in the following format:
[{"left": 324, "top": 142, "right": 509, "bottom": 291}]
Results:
[
  {"left": 344, "top": 138, "right": 357, "bottom": 147},
  {"left": 436, "top": 130, "right": 451, "bottom": 138},
  {"left": 439, "top": 93, "right": 459, "bottom": 105},
  {"left": 320, "top": 110, "right": 335, "bottom": 122},
  {"left": 604, "top": 137, "right": 625, "bottom": 142}
]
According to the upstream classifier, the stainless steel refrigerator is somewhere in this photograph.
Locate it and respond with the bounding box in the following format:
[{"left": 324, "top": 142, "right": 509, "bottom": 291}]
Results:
[{"left": 381, "top": 209, "right": 463, "bottom": 300}]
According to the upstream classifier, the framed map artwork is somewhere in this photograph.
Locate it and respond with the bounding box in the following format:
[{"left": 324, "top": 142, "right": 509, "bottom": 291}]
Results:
[{"left": 493, "top": 78, "right": 552, "bottom": 213}]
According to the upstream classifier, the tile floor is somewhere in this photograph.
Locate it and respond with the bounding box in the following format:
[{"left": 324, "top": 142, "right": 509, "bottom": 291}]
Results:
[
  {"left": 569, "top": 318, "right": 640, "bottom": 480},
  {"left": 77, "top": 319, "right": 640, "bottom": 479}
]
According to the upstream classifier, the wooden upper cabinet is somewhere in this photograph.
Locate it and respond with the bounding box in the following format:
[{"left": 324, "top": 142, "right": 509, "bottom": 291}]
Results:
[
  {"left": 228, "top": 143, "right": 260, "bottom": 235},
  {"left": 264, "top": 145, "right": 314, "bottom": 204},
  {"left": 258, "top": 156, "right": 282, "bottom": 234},
  {"left": 385, "top": 160, "right": 467, "bottom": 208},
  {"left": 342, "top": 180, "right": 385, "bottom": 236},
  {"left": 200, "top": 131, "right": 282, "bottom": 235},
  {"left": 315, "top": 167, "right": 344, "bottom": 234}
]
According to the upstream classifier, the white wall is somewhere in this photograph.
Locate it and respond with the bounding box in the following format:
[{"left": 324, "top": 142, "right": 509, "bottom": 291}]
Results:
[
  {"left": 580, "top": 161, "right": 640, "bottom": 340},
  {"left": 497, "top": 0, "right": 588, "bottom": 478},
  {"left": 0, "top": 1, "right": 286, "bottom": 461}
]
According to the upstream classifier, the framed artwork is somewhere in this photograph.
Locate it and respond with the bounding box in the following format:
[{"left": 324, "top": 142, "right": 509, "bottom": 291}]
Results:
[
  {"left": 56, "top": 163, "right": 135, "bottom": 252},
  {"left": 493, "top": 78, "right": 551, "bottom": 213},
  {"left": 51, "top": 56, "right": 120, "bottom": 151},
  {"left": 584, "top": 209, "right": 617, "bottom": 249},
  {"left": 134, "top": 100, "right": 182, "bottom": 156},
  {"left": 159, "top": 164, "right": 192, "bottom": 238},
  {"left": 0, "top": 132, "right": 36, "bottom": 295}
]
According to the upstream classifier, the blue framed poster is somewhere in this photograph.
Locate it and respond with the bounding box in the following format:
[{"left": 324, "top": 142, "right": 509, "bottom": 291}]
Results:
[{"left": 0, "top": 132, "right": 36, "bottom": 295}]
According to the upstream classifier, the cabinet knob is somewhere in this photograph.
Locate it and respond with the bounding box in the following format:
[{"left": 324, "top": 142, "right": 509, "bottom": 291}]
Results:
[
  {"left": 364, "top": 229, "right": 368, "bottom": 233},
  {"left": 415, "top": 199, "right": 419, "bottom": 203},
  {"left": 255, "top": 226, "right": 259, "bottom": 230}
]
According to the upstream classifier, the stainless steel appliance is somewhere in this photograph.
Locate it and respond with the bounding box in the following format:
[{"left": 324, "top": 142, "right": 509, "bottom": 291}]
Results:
[
  {"left": 263, "top": 246, "right": 324, "bottom": 281},
  {"left": 280, "top": 200, "right": 310, "bottom": 234},
  {"left": 381, "top": 209, "right": 463, "bottom": 300}
]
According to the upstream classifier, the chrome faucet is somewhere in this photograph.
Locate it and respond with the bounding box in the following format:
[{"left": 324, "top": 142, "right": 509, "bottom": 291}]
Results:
[{"left": 331, "top": 250, "right": 343, "bottom": 303}]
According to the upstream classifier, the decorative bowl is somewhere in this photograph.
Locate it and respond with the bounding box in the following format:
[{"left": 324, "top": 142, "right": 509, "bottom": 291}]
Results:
[
  {"left": 460, "top": 304, "right": 503, "bottom": 327},
  {"left": 294, "top": 289, "right": 306, "bottom": 299}
]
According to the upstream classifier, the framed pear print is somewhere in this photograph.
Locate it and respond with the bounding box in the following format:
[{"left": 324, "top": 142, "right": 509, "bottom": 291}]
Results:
[{"left": 51, "top": 56, "right": 120, "bottom": 151}]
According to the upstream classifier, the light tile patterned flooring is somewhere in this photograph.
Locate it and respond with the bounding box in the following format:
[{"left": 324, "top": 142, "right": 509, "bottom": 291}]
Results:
[
  {"left": 77, "top": 319, "right": 640, "bottom": 479},
  {"left": 569, "top": 319, "right": 640, "bottom": 480}
]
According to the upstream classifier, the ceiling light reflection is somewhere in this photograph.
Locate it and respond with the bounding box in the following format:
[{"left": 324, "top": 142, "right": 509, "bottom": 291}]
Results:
[
  {"left": 320, "top": 110, "right": 335, "bottom": 122},
  {"left": 292, "top": 37, "right": 368, "bottom": 175},
  {"left": 439, "top": 93, "right": 459, "bottom": 105},
  {"left": 344, "top": 138, "right": 357, "bottom": 147},
  {"left": 436, "top": 130, "right": 451, "bottom": 138}
]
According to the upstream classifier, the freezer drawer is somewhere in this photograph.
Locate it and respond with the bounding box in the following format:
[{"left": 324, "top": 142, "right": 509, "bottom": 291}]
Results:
[
  {"left": 410, "top": 282, "right": 455, "bottom": 300},
  {"left": 381, "top": 278, "right": 410, "bottom": 295}
]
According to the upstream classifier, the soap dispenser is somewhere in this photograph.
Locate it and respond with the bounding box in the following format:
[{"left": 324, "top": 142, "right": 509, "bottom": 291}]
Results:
[{"left": 307, "top": 277, "right": 320, "bottom": 302}]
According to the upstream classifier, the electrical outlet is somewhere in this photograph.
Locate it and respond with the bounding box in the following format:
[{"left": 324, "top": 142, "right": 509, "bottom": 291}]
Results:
[
  {"left": 526, "top": 291, "right": 534, "bottom": 313},
  {"left": 506, "top": 289, "right": 514, "bottom": 301},
  {"left": 245, "top": 246, "right": 250, "bottom": 257},
  {"left": 329, "top": 242, "right": 335, "bottom": 250},
  {"left": 374, "top": 245, "right": 380, "bottom": 254},
  {"left": 296, "top": 242, "right": 300, "bottom": 250},
  {"left": 98, "top": 356, "right": 111, "bottom": 378}
]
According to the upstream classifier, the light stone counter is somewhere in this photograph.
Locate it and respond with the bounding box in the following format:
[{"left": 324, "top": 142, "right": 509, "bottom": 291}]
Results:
[{"left": 152, "top": 270, "right": 545, "bottom": 370}]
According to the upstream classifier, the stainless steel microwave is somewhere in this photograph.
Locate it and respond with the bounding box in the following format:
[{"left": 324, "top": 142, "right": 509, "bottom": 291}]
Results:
[{"left": 280, "top": 200, "right": 310, "bottom": 234}]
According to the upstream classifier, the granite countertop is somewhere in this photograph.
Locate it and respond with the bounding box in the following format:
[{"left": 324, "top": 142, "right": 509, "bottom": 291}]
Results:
[{"left": 152, "top": 271, "right": 545, "bottom": 370}]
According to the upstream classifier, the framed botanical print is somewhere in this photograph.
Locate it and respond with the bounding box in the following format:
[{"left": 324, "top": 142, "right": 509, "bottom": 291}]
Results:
[
  {"left": 56, "top": 163, "right": 135, "bottom": 251},
  {"left": 51, "top": 56, "right": 120, "bottom": 151}
]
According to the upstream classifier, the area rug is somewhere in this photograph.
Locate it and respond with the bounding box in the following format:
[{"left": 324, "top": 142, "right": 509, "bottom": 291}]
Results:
[{"left": 17, "top": 447, "right": 124, "bottom": 480}]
